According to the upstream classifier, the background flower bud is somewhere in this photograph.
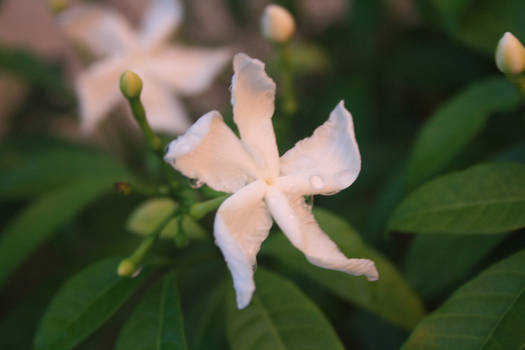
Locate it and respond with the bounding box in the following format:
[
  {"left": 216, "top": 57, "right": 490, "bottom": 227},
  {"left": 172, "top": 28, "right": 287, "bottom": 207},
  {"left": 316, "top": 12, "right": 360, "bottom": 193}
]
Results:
[
  {"left": 495, "top": 32, "right": 525, "bottom": 75},
  {"left": 261, "top": 4, "right": 295, "bottom": 43},
  {"left": 120, "top": 71, "right": 143, "bottom": 99}
]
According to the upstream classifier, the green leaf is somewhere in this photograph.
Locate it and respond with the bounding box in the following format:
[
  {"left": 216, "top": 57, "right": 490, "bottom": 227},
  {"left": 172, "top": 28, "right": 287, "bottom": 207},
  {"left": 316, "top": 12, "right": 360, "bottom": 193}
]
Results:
[
  {"left": 262, "top": 209, "right": 425, "bottom": 330},
  {"left": 0, "top": 145, "right": 129, "bottom": 199},
  {"left": 226, "top": 268, "right": 345, "bottom": 350},
  {"left": 34, "top": 257, "right": 148, "bottom": 350},
  {"left": 406, "top": 77, "right": 522, "bottom": 188},
  {"left": 427, "top": 0, "right": 525, "bottom": 54},
  {"left": 127, "top": 198, "right": 206, "bottom": 240},
  {"left": 114, "top": 273, "right": 188, "bottom": 350},
  {"left": 405, "top": 234, "right": 506, "bottom": 298},
  {"left": 389, "top": 162, "right": 525, "bottom": 234},
  {"left": 0, "top": 176, "right": 120, "bottom": 286},
  {"left": 184, "top": 281, "right": 228, "bottom": 350},
  {"left": 402, "top": 249, "right": 525, "bottom": 350}
]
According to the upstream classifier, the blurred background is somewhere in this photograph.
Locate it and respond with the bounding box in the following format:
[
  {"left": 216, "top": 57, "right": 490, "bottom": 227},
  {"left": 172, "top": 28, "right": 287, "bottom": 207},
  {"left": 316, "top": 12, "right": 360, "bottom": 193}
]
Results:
[{"left": 1, "top": 0, "right": 524, "bottom": 349}]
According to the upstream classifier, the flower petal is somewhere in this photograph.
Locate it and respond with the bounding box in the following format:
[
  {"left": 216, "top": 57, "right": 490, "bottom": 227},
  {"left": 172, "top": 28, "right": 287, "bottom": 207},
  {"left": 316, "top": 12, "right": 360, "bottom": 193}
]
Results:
[
  {"left": 140, "top": 78, "right": 190, "bottom": 134},
  {"left": 265, "top": 187, "right": 378, "bottom": 281},
  {"left": 214, "top": 180, "right": 272, "bottom": 309},
  {"left": 139, "top": 0, "right": 183, "bottom": 49},
  {"left": 277, "top": 101, "right": 361, "bottom": 195},
  {"left": 58, "top": 4, "right": 137, "bottom": 56},
  {"left": 75, "top": 56, "right": 128, "bottom": 132},
  {"left": 231, "top": 53, "right": 279, "bottom": 178},
  {"left": 145, "top": 46, "right": 229, "bottom": 95},
  {"left": 164, "top": 111, "right": 259, "bottom": 193}
]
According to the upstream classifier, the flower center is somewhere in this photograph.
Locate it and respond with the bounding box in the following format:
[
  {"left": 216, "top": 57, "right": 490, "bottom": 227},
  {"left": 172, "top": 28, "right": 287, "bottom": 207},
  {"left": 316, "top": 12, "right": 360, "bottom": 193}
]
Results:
[{"left": 264, "top": 177, "right": 275, "bottom": 186}]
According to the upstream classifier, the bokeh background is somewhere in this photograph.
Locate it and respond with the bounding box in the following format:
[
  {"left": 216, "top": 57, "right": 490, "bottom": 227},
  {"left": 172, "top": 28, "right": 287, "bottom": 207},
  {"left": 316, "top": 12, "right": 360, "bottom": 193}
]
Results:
[{"left": 1, "top": 0, "right": 524, "bottom": 349}]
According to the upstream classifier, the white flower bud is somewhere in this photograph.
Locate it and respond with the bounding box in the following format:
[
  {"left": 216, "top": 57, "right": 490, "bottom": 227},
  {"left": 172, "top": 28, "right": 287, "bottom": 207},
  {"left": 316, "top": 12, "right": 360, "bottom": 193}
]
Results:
[
  {"left": 495, "top": 32, "right": 525, "bottom": 75},
  {"left": 261, "top": 4, "right": 295, "bottom": 43}
]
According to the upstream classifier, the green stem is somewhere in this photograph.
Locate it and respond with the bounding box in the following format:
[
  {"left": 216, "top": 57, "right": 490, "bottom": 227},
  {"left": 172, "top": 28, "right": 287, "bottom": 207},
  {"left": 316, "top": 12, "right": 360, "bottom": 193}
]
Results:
[
  {"left": 189, "top": 194, "right": 229, "bottom": 220},
  {"left": 118, "top": 209, "right": 177, "bottom": 276},
  {"left": 277, "top": 43, "right": 297, "bottom": 116},
  {"left": 127, "top": 97, "right": 179, "bottom": 195},
  {"left": 508, "top": 74, "right": 525, "bottom": 96}
]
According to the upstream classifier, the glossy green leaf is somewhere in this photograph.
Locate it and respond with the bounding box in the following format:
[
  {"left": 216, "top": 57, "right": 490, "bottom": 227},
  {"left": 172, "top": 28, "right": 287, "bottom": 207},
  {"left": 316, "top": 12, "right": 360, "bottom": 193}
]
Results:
[
  {"left": 402, "top": 249, "right": 525, "bottom": 350},
  {"left": 262, "top": 209, "right": 425, "bottom": 330},
  {"left": 405, "top": 234, "right": 506, "bottom": 298},
  {"left": 0, "top": 146, "right": 129, "bottom": 199},
  {"left": 389, "top": 163, "right": 525, "bottom": 234},
  {"left": 115, "top": 273, "right": 188, "bottom": 350},
  {"left": 0, "top": 176, "right": 120, "bottom": 286},
  {"left": 226, "top": 268, "right": 345, "bottom": 350},
  {"left": 127, "top": 198, "right": 206, "bottom": 240},
  {"left": 406, "top": 77, "right": 522, "bottom": 188},
  {"left": 34, "top": 257, "right": 148, "bottom": 350}
]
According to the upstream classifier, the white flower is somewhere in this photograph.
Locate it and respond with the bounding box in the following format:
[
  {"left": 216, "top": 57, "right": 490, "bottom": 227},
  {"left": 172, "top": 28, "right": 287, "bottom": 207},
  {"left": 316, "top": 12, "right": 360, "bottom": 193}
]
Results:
[
  {"left": 59, "top": 0, "right": 229, "bottom": 134},
  {"left": 164, "top": 53, "right": 378, "bottom": 309}
]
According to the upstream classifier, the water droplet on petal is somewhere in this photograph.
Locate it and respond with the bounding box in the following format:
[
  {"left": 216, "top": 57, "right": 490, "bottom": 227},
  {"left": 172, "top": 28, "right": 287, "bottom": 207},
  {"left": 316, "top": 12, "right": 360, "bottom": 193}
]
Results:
[
  {"left": 309, "top": 175, "right": 325, "bottom": 189},
  {"left": 189, "top": 178, "right": 204, "bottom": 189},
  {"left": 304, "top": 195, "right": 314, "bottom": 210}
]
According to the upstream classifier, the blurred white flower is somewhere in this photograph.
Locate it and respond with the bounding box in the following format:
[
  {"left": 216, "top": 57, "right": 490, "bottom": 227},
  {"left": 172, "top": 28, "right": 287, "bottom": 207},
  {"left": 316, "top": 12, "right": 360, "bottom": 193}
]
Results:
[
  {"left": 59, "top": 0, "right": 230, "bottom": 134},
  {"left": 495, "top": 32, "right": 525, "bottom": 75},
  {"left": 261, "top": 4, "right": 295, "bottom": 43},
  {"left": 164, "top": 53, "right": 378, "bottom": 309}
]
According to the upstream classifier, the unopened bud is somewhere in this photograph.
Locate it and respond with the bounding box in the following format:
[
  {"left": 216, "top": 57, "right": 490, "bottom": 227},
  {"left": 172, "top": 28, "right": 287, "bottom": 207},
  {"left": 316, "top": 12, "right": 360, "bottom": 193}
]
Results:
[
  {"left": 115, "top": 181, "right": 132, "bottom": 195},
  {"left": 117, "top": 259, "right": 136, "bottom": 277},
  {"left": 495, "top": 32, "right": 525, "bottom": 75},
  {"left": 120, "top": 71, "right": 143, "bottom": 99},
  {"left": 261, "top": 5, "right": 295, "bottom": 43}
]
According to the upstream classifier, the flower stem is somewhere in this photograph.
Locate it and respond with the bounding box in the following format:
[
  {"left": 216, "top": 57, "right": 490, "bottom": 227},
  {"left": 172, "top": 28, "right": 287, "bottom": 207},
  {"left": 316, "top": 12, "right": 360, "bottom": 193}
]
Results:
[
  {"left": 118, "top": 209, "right": 177, "bottom": 277},
  {"left": 277, "top": 43, "right": 297, "bottom": 116},
  {"left": 189, "top": 194, "right": 229, "bottom": 219},
  {"left": 507, "top": 73, "right": 525, "bottom": 97}
]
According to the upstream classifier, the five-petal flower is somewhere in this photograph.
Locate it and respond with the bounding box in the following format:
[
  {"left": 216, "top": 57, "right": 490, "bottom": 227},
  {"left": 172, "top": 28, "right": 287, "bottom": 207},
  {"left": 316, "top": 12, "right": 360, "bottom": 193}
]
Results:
[
  {"left": 164, "top": 53, "right": 378, "bottom": 309},
  {"left": 59, "top": 0, "right": 229, "bottom": 134}
]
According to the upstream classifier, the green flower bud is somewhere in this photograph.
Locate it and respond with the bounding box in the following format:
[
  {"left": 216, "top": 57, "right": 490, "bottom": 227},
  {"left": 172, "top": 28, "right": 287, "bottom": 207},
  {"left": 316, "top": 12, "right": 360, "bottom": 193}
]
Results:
[
  {"left": 120, "top": 71, "right": 143, "bottom": 99},
  {"left": 49, "top": 0, "right": 70, "bottom": 13},
  {"left": 117, "top": 258, "right": 136, "bottom": 277},
  {"left": 495, "top": 32, "right": 525, "bottom": 75}
]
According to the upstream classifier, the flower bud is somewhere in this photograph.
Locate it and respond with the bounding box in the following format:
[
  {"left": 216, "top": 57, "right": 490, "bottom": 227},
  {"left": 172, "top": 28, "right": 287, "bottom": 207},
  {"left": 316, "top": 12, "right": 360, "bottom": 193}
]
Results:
[
  {"left": 261, "top": 5, "right": 295, "bottom": 43},
  {"left": 120, "top": 71, "right": 143, "bottom": 99},
  {"left": 117, "top": 258, "right": 136, "bottom": 277},
  {"left": 495, "top": 32, "right": 525, "bottom": 75},
  {"left": 49, "top": 0, "right": 70, "bottom": 14}
]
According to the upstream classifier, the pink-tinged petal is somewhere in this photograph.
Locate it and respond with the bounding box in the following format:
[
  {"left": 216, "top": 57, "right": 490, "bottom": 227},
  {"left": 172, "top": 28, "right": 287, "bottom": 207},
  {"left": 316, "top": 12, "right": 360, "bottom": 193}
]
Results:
[
  {"left": 58, "top": 4, "right": 137, "bottom": 56},
  {"left": 164, "top": 111, "right": 259, "bottom": 193},
  {"left": 265, "top": 187, "right": 378, "bottom": 281},
  {"left": 214, "top": 180, "right": 272, "bottom": 309},
  {"left": 277, "top": 101, "right": 361, "bottom": 195},
  {"left": 145, "top": 46, "right": 229, "bottom": 95},
  {"left": 139, "top": 0, "right": 183, "bottom": 49},
  {"left": 75, "top": 56, "right": 128, "bottom": 132},
  {"left": 140, "top": 78, "right": 189, "bottom": 134},
  {"left": 231, "top": 53, "right": 280, "bottom": 178}
]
